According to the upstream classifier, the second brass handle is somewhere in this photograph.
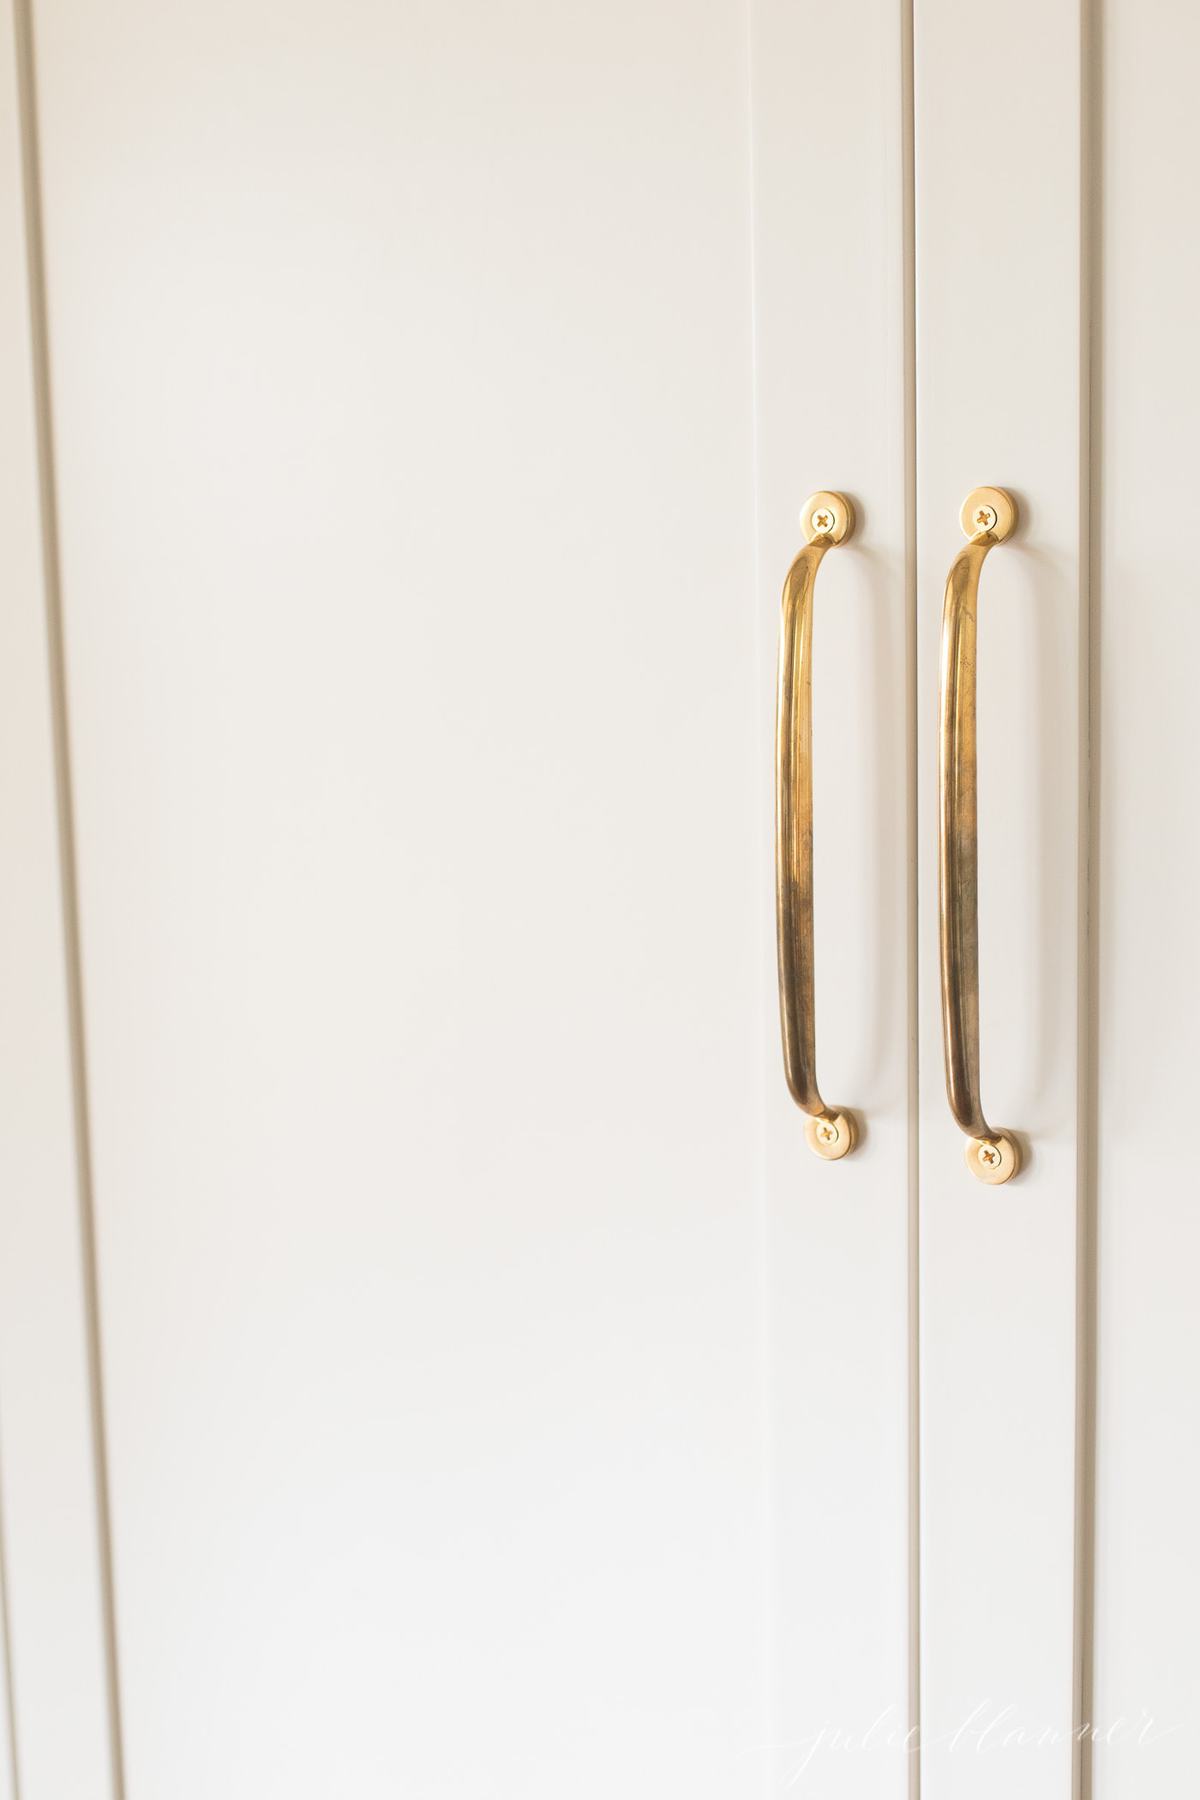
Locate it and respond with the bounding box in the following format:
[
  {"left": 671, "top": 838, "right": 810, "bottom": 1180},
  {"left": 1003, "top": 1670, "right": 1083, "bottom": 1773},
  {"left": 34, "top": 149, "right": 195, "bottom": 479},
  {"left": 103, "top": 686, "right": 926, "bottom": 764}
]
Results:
[
  {"left": 938, "top": 486, "right": 1021, "bottom": 1184},
  {"left": 775, "top": 491, "right": 857, "bottom": 1162}
]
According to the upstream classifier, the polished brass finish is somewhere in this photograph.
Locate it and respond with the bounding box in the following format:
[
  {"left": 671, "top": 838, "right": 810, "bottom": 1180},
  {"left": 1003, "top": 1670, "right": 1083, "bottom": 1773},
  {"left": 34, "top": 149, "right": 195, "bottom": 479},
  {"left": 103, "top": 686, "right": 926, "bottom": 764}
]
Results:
[
  {"left": 938, "top": 486, "right": 1021, "bottom": 1185},
  {"left": 776, "top": 491, "right": 857, "bottom": 1162}
]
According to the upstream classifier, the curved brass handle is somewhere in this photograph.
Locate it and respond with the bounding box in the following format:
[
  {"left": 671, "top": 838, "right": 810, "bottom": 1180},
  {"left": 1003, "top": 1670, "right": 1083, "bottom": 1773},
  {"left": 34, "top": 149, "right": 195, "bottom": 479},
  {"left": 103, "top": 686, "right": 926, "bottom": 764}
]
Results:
[
  {"left": 938, "top": 486, "right": 1021, "bottom": 1184},
  {"left": 775, "top": 491, "right": 857, "bottom": 1161}
]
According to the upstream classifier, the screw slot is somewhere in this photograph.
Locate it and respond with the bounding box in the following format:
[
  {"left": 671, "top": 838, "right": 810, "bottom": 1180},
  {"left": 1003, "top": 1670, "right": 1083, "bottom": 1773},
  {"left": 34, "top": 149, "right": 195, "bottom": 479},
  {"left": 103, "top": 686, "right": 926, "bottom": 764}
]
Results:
[
  {"left": 812, "top": 509, "right": 834, "bottom": 533},
  {"left": 974, "top": 505, "right": 998, "bottom": 532},
  {"left": 815, "top": 1119, "right": 839, "bottom": 1145}
]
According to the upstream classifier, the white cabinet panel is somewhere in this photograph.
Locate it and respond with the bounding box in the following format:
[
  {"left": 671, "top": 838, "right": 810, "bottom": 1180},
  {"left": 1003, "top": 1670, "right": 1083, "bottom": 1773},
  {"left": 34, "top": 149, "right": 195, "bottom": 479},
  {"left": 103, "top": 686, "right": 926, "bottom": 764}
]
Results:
[
  {"left": 22, "top": 1, "right": 779, "bottom": 1794},
  {"left": 23, "top": 0, "right": 1200, "bottom": 1793},
  {"left": 1092, "top": 0, "right": 1200, "bottom": 1788},
  {"left": 915, "top": 0, "right": 1087, "bottom": 1792}
]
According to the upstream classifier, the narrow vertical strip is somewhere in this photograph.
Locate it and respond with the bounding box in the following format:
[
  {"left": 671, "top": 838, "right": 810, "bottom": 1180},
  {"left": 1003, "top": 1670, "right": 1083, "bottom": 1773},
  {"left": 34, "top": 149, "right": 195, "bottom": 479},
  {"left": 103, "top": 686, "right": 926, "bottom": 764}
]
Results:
[
  {"left": 0, "top": 1488, "right": 20, "bottom": 1798},
  {"left": 901, "top": 0, "right": 921, "bottom": 1789},
  {"left": 1073, "top": 0, "right": 1102, "bottom": 1791},
  {"left": 742, "top": 0, "right": 775, "bottom": 1775},
  {"left": 9, "top": 3, "right": 126, "bottom": 1794}
]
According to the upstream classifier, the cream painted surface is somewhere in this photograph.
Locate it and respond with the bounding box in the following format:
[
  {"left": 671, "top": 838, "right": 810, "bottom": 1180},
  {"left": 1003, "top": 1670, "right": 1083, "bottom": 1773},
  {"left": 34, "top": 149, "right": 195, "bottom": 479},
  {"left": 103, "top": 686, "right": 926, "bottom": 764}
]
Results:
[
  {"left": 751, "top": 1, "right": 914, "bottom": 1791},
  {"left": 16, "top": 0, "right": 1200, "bottom": 1796},
  {"left": 25, "top": 1, "right": 774, "bottom": 1795},
  {"left": 915, "top": 1, "right": 1086, "bottom": 1794},
  {"left": 0, "top": 3, "right": 116, "bottom": 1794},
  {"left": 1091, "top": 0, "right": 1200, "bottom": 1787}
]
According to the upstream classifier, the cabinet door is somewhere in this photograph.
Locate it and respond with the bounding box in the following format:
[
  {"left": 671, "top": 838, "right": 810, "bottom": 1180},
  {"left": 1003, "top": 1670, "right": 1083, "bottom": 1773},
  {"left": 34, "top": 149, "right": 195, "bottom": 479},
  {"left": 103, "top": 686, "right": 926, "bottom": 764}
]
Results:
[
  {"left": 0, "top": 0, "right": 914, "bottom": 1796},
  {"left": 914, "top": 1, "right": 1088, "bottom": 1793}
]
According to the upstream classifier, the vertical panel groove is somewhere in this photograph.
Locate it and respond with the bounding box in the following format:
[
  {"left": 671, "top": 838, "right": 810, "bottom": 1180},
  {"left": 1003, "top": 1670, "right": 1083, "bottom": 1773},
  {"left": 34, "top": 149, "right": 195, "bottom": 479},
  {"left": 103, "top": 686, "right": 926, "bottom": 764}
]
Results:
[
  {"left": 901, "top": 0, "right": 921, "bottom": 1795},
  {"left": 8, "top": 2, "right": 126, "bottom": 1792},
  {"left": 1073, "top": 0, "right": 1102, "bottom": 1791},
  {"left": 0, "top": 1488, "right": 20, "bottom": 1798},
  {"left": 742, "top": 1, "right": 773, "bottom": 1789}
]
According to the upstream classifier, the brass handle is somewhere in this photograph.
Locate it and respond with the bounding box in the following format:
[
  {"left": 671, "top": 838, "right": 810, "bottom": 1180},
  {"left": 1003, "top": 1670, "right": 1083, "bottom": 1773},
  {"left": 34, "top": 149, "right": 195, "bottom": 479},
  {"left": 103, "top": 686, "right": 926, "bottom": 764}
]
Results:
[
  {"left": 938, "top": 486, "right": 1021, "bottom": 1185},
  {"left": 775, "top": 491, "right": 857, "bottom": 1161}
]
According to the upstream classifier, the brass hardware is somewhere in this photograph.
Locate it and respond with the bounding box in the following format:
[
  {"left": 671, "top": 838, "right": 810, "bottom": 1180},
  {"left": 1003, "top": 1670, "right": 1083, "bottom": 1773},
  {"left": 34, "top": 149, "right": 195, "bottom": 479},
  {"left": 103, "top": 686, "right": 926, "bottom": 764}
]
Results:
[
  {"left": 938, "top": 486, "right": 1021, "bottom": 1185},
  {"left": 775, "top": 491, "right": 857, "bottom": 1162}
]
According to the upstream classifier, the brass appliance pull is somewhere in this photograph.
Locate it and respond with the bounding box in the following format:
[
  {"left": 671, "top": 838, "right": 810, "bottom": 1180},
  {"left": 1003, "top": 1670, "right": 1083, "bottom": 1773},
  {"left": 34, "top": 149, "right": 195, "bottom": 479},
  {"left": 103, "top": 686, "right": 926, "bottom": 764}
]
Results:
[
  {"left": 938, "top": 486, "right": 1021, "bottom": 1184},
  {"left": 775, "top": 491, "right": 857, "bottom": 1161}
]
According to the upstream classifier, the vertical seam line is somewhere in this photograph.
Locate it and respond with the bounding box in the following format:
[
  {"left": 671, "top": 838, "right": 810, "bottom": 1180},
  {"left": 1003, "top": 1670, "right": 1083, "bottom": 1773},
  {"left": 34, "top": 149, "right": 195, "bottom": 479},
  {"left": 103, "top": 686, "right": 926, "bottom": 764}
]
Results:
[
  {"left": 902, "top": 0, "right": 921, "bottom": 1792},
  {"left": 10, "top": 3, "right": 127, "bottom": 1793}
]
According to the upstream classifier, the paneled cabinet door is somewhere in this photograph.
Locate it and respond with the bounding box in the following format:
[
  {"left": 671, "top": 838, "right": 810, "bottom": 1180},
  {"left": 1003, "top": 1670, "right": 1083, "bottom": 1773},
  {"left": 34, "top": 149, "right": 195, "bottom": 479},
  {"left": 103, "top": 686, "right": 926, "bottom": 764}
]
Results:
[{"left": 0, "top": 1, "right": 912, "bottom": 1798}]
